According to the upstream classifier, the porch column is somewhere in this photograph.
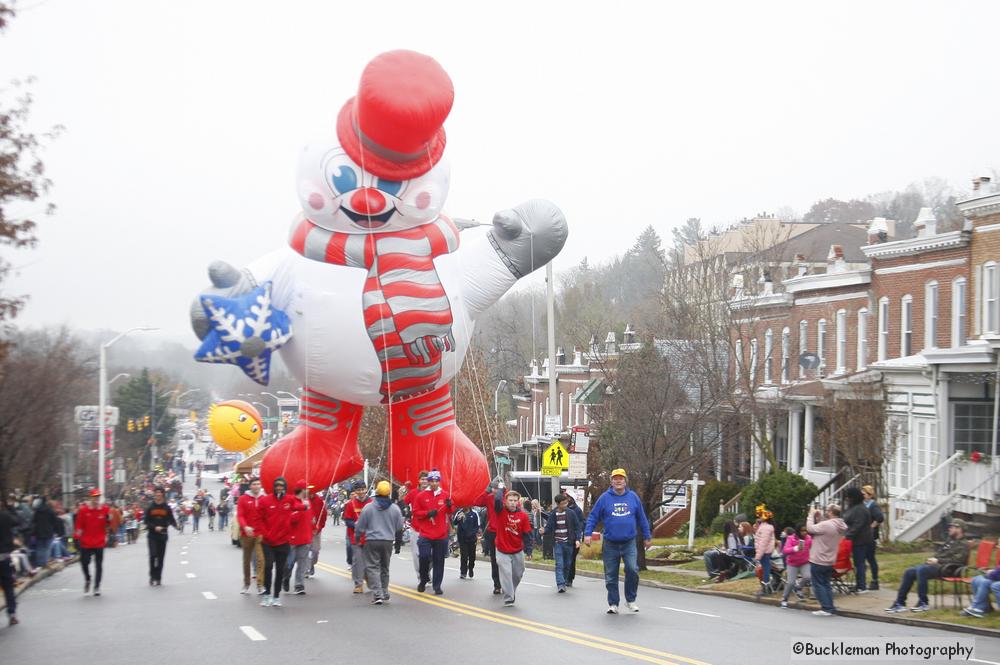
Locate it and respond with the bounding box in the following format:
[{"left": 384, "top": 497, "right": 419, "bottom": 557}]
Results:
[
  {"left": 765, "top": 418, "right": 775, "bottom": 473},
  {"left": 804, "top": 403, "right": 815, "bottom": 472},
  {"left": 750, "top": 415, "right": 759, "bottom": 479},
  {"left": 789, "top": 408, "right": 802, "bottom": 473}
]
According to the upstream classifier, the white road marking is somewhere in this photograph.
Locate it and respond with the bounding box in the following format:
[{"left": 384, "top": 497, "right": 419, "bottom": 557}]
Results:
[
  {"left": 445, "top": 566, "right": 460, "bottom": 572},
  {"left": 658, "top": 606, "right": 720, "bottom": 618},
  {"left": 523, "top": 582, "right": 550, "bottom": 588},
  {"left": 185, "top": 573, "right": 197, "bottom": 579},
  {"left": 202, "top": 591, "right": 217, "bottom": 600},
  {"left": 181, "top": 561, "right": 189, "bottom": 565},
  {"left": 240, "top": 625, "right": 267, "bottom": 641},
  {"left": 317, "top": 620, "right": 329, "bottom": 624},
  {"left": 971, "top": 659, "right": 1000, "bottom": 665}
]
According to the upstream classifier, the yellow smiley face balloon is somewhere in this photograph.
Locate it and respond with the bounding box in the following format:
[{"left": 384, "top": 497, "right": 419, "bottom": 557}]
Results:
[{"left": 207, "top": 400, "right": 263, "bottom": 452}]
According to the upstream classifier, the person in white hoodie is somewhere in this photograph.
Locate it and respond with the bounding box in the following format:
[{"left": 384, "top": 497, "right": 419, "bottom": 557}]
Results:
[{"left": 806, "top": 503, "right": 847, "bottom": 617}]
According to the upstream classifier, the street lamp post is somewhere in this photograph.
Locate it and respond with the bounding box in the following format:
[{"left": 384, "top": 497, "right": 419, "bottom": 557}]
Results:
[
  {"left": 98, "top": 327, "right": 157, "bottom": 497},
  {"left": 277, "top": 390, "right": 301, "bottom": 405}
]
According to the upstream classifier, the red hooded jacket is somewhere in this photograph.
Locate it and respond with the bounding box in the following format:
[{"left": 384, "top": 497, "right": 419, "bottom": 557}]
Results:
[
  {"left": 411, "top": 488, "right": 453, "bottom": 541},
  {"left": 310, "top": 495, "right": 327, "bottom": 532},
  {"left": 258, "top": 493, "right": 306, "bottom": 546},
  {"left": 290, "top": 500, "right": 314, "bottom": 545},
  {"left": 75, "top": 504, "right": 110, "bottom": 549},
  {"left": 343, "top": 497, "right": 371, "bottom": 545}
]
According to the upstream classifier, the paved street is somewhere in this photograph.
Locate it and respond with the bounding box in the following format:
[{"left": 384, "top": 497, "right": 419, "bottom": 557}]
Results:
[{"left": 5, "top": 509, "right": 1000, "bottom": 665}]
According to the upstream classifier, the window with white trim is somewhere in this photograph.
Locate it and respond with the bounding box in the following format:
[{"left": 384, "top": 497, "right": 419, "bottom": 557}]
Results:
[
  {"left": 924, "top": 281, "right": 938, "bottom": 350},
  {"left": 901, "top": 295, "right": 913, "bottom": 356},
  {"left": 764, "top": 329, "right": 773, "bottom": 384},
  {"left": 952, "top": 277, "right": 967, "bottom": 347},
  {"left": 781, "top": 327, "right": 790, "bottom": 383},
  {"left": 817, "top": 319, "right": 827, "bottom": 374},
  {"left": 953, "top": 402, "right": 995, "bottom": 457},
  {"left": 878, "top": 297, "right": 889, "bottom": 361},
  {"left": 798, "top": 320, "right": 808, "bottom": 378},
  {"left": 984, "top": 262, "right": 999, "bottom": 334},
  {"left": 835, "top": 309, "right": 847, "bottom": 374},
  {"left": 749, "top": 338, "right": 758, "bottom": 385},
  {"left": 857, "top": 308, "right": 868, "bottom": 370},
  {"left": 734, "top": 339, "right": 742, "bottom": 385}
]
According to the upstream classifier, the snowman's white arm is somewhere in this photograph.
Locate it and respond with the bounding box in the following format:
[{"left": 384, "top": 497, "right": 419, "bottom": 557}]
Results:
[
  {"left": 245, "top": 246, "right": 298, "bottom": 312},
  {"left": 458, "top": 228, "right": 519, "bottom": 321}
]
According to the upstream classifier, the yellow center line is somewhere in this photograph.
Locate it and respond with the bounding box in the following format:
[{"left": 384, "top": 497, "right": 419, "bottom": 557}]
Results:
[{"left": 314, "top": 563, "right": 714, "bottom": 665}]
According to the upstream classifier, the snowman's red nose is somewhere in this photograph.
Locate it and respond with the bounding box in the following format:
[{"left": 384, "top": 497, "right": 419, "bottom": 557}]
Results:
[{"left": 350, "top": 188, "right": 386, "bottom": 215}]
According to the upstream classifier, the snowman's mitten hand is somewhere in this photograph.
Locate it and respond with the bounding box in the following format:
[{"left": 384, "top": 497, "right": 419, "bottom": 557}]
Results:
[
  {"left": 487, "top": 199, "right": 568, "bottom": 278},
  {"left": 190, "top": 261, "right": 258, "bottom": 340}
]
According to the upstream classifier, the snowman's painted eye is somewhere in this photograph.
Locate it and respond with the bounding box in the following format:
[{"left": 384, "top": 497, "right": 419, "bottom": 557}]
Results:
[
  {"left": 238, "top": 414, "right": 247, "bottom": 422},
  {"left": 376, "top": 178, "right": 403, "bottom": 197},
  {"left": 331, "top": 165, "right": 358, "bottom": 194}
]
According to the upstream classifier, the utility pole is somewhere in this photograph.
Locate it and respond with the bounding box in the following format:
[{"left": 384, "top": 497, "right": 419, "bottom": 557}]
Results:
[{"left": 547, "top": 261, "right": 560, "bottom": 503}]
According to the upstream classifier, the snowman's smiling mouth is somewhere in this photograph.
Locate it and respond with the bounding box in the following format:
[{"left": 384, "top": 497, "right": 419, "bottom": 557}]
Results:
[{"left": 341, "top": 206, "right": 397, "bottom": 229}]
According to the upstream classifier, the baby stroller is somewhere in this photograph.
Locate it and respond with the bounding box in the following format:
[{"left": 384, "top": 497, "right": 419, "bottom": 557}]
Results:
[
  {"left": 755, "top": 554, "right": 785, "bottom": 596},
  {"left": 714, "top": 545, "right": 758, "bottom": 583}
]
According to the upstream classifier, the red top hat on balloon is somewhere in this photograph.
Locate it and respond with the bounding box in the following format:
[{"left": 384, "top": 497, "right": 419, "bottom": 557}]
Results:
[{"left": 336, "top": 50, "right": 454, "bottom": 182}]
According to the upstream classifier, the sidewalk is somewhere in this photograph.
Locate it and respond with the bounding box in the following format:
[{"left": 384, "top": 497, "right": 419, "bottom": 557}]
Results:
[
  {"left": 1, "top": 555, "right": 78, "bottom": 614},
  {"left": 516, "top": 556, "right": 1000, "bottom": 638}
]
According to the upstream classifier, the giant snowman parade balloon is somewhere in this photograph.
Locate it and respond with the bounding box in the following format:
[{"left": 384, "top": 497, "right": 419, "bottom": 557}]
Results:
[{"left": 191, "top": 51, "right": 567, "bottom": 504}]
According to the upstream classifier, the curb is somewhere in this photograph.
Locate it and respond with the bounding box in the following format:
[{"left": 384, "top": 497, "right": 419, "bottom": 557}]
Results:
[
  {"left": 514, "top": 557, "right": 1000, "bottom": 639},
  {"left": 0, "top": 557, "right": 77, "bottom": 614}
]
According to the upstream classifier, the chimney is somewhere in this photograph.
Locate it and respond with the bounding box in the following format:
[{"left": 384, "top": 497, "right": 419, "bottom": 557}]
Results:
[
  {"left": 541, "top": 358, "right": 550, "bottom": 376},
  {"left": 914, "top": 207, "right": 937, "bottom": 237},
  {"left": 973, "top": 175, "right": 993, "bottom": 194},
  {"left": 867, "top": 217, "right": 889, "bottom": 244},
  {"left": 827, "top": 244, "right": 846, "bottom": 273},
  {"left": 605, "top": 331, "right": 617, "bottom": 356},
  {"left": 731, "top": 273, "right": 745, "bottom": 300},
  {"left": 759, "top": 271, "right": 774, "bottom": 295},
  {"left": 793, "top": 254, "right": 808, "bottom": 277},
  {"left": 573, "top": 346, "right": 582, "bottom": 365},
  {"left": 589, "top": 334, "right": 599, "bottom": 357},
  {"left": 556, "top": 346, "right": 566, "bottom": 365},
  {"left": 529, "top": 359, "right": 539, "bottom": 377},
  {"left": 623, "top": 324, "right": 635, "bottom": 345}
]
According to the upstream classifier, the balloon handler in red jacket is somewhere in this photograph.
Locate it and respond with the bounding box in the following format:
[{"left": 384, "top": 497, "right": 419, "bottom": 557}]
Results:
[
  {"left": 257, "top": 477, "right": 307, "bottom": 607},
  {"left": 75, "top": 488, "right": 110, "bottom": 596}
]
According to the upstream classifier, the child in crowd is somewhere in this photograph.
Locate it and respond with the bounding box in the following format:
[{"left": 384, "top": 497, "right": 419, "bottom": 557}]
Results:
[{"left": 781, "top": 523, "right": 811, "bottom": 608}]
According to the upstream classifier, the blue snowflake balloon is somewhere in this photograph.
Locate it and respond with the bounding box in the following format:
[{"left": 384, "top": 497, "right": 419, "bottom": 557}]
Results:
[{"left": 194, "top": 282, "right": 293, "bottom": 385}]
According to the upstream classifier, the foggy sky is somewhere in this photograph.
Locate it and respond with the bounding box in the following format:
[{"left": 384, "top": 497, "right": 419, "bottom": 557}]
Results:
[{"left": 2, "top": 0, "right": 998, "bottom": 344}]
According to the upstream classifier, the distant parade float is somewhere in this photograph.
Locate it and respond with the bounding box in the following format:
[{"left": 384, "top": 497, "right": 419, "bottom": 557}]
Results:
[
  {"left": 206, "top": 400, "right": 262, "bottom": 453},
  {"left": 192, "top": 50, "right": 567, "bottom": 504}
]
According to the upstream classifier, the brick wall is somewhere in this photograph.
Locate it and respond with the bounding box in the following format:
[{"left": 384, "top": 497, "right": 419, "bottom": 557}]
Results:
[{"left": 971, "top": 210, "right": 1000, "bottom": 337}]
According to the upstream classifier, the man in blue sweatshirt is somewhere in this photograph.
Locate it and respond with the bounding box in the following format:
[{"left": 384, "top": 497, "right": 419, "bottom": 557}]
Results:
[{"left": 584, "top": 468, "right": 651, "bottom": 614}]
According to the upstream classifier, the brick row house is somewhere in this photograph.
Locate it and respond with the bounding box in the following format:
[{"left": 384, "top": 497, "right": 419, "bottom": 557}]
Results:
[{"left": 731, "top": 179, "right": 1000, "bottom": 539}]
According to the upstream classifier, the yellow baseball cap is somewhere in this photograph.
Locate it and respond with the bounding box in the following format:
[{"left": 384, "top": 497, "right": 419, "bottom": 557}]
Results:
[
  {"left": 376, "top": 480, "right": 392, "bottom": 497},
  {"left": 611, "top": 468, "right": 627, "bottom": 479}
]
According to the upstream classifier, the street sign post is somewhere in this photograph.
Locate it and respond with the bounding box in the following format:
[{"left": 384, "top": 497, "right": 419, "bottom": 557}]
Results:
[
  {"left": 543, "top": 415, "right": 562, "bottom": 436},
  {"left": 541, "top": 440, "right": 569, "bottom": 476},
  {"left": 75, "top": 405, "right": 120, "bottom": 427},
  {"left": 567, "top": 453, "right": 587, "bottom": 479}
]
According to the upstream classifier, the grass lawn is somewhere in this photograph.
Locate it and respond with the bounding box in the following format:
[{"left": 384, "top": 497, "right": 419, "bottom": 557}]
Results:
[{"left": 917, "top": 608, "right": 1000, "bottom": 629}]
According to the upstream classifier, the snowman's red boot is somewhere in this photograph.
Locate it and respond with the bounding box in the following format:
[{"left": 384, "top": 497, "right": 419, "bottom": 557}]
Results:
[
  {"left": 260, "top": 389, "right": 364, "bottom": 491},
  {"left": 387, "top": 385, "right": 490, "bottom": 506}
]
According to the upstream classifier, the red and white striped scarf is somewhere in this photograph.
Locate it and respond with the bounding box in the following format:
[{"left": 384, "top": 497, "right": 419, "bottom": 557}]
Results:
[{"left": 289, "top": 215, "right": 460, "bottom": 403}]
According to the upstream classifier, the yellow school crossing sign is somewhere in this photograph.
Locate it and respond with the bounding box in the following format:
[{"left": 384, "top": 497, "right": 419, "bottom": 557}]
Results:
[{"left": 541, "top": 441, "right": 569, "bottom": 476}]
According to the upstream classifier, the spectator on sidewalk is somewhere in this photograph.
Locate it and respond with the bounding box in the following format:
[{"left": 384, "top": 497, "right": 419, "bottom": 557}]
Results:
[
  {"left": 356, "top": 481, "right": 404, "bottom": 605},
  {"left": 1, "top": 497, "right": 19, "bottom": 625},
  {"left": 584, "top": 468, "right": 652, "bottom": 615},
  {"left": 842, "top": 487, "right": 873, "bottom": 592},
  {"left": 780, "top": 522, "right": 811, "bottom": 608},
  {"left": 862, "top": 485, "right": 884, "bottom": 590},
  {"left": 74, "top": 489, "right": 110, "bottom": 596},
  {"left": 806, "top": 503, "right": 847, "bottom": 617},
  {"left": 754, "top": 505, "right": 776, "bottom": 596},
  {"left": 886, "top": 519, "right": 968, "bottom": 613},
  {"left": 963, "top": 561, "right": 1000, "bottom": 618},
  {"left": 29, "top": 495, "right": 60, "bottom": 569}
]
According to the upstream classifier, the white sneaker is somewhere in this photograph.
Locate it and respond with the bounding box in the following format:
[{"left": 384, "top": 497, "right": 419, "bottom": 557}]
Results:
[
  {"left": 607, "top": 605, "right": 619, "bottom": 614},
  {"left": 271, "top": 598, "right": 282, "bottom": 607},
  {"left": 812, "top": 610, "right": 833, "bottom": 616},
  {"left": 626, "top": 602, "right": 639, "bottom": 613},
  {"left": 240, "top": 585, "right": 250, "bottom": 594},
  {"left": 260, "top": 595, "right": 272, "bottom": 607}
]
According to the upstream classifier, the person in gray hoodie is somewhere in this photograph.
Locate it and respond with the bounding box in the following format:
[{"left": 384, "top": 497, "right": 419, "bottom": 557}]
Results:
[
  {"left": 355, "top": 481, "right": 404, "bottom": 605},
  {"left": 806, "top": 503, "right": 847, "bottom": 616}
]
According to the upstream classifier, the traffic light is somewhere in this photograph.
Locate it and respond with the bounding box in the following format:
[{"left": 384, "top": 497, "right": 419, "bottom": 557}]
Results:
[
  {"left": 144, "top": 415, "right": 151, "bottom": 428},
  {"left": 128, "top": 419, "right": 135, "bottom": 432}
]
